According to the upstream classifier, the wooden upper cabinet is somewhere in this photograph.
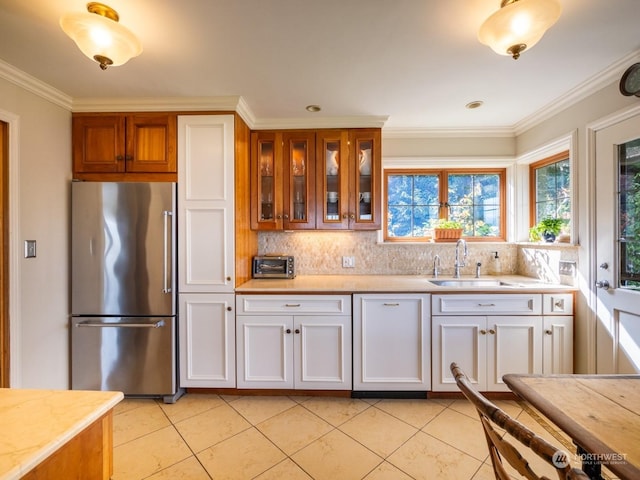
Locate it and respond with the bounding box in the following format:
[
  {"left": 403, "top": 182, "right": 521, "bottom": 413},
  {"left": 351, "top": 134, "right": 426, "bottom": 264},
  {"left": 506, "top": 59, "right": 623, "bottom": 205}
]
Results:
[
  {"left": 72, "top": 113, "right": 177, "bottom": 178},
  {"left": 250, "top": 128, "right": 381, "bottom": 231}
]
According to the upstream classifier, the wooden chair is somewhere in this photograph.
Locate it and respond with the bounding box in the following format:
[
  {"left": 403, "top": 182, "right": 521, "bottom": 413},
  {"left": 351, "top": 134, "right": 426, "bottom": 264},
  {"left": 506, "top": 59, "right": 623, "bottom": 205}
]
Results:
[{"left": 449, "top": 363, "right": 590, "bottom": 480}]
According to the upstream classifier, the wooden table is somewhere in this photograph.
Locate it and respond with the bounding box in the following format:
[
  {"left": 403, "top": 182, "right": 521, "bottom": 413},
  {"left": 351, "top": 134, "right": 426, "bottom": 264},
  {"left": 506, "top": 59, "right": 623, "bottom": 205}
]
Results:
[{"left": 503, "top": 374, "right": 640, "bottom": 480}]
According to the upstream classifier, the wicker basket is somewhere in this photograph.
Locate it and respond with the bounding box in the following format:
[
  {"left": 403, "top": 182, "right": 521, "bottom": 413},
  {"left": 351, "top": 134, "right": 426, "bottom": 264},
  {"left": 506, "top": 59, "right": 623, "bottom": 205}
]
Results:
[{"left": 433, "top": 228, "right": 463, "bottom": 241}]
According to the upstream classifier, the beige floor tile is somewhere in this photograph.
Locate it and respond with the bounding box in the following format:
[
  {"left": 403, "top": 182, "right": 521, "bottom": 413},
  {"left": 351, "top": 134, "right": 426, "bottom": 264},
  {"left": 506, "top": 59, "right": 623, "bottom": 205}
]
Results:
[
  {"left": 470, "top": 462, "right": 497, "bottom": 480},
  {"left": 197, "top": 427, "right": 286, "bottom": 479},
  {"left": 374, "top": 398, "right": 449, "bottom": 428},
  {"left": 145, "top": 456, "right": 212, "bottom": 480},
  {"left": 422, "top": 407, "right": 488, "bottom": 461},
  {"left": 292, "top": 429, "right": 383, "bottom": 480},
  {"left": 112, "top": 425, "right": 192, "bottom": 480},
  {"left": 157, "top": 393, "right": 225, "bottom": 424},
  {"left": 229, "top": 395, "right": 298, "bottom": 424},
  {"left": 300, "top": 397, "right": 371, "bottom": 426},
  {"left": 175, "top": 402, "right": 251, "bottom": 453},
  {"left": 113, "top": 397, "right": 156, "bottom": 416},
  {"left": 257, "top": 404, "right": 334, "bottom": 455},
  {"left": 387, "top": 430, "right": 482, "bottom": 480},
  {"left": 254, "top": 458, "right": 314, "bottom": 479},
  {"left": 339, "top": 407, "right": 418, "bottom": 458},
  {"left": 449, "top": 398, "right": 523, "bottom": 420},
  {"left": 363, "top": 461, "right": 414, "bottom": 479},
  {"left": 113, "top": 401, "right": 171, "bottom": 447}
]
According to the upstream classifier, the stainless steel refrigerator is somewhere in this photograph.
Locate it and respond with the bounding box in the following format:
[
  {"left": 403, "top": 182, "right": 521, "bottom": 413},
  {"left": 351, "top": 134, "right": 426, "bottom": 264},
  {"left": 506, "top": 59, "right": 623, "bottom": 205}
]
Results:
[{"left": 71, "top": 181, "right": 181, "bottom": 402}]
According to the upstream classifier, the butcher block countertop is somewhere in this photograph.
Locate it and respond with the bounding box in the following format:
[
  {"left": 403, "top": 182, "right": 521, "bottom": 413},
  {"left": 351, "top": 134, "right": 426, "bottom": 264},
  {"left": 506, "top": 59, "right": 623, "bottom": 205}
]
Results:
[
  {"left": 0, "top": 388, "right": 123, "bottom": 480},
  {"left": 235, "top": 274, "right": 576, "bottom": 294}
]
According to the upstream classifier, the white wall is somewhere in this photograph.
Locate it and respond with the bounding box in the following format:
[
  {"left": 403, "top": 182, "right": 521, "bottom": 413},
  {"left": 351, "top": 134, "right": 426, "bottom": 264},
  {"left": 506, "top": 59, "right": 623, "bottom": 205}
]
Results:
[{"left": 0, "top": 76, "right": 71, "bottom": 389}]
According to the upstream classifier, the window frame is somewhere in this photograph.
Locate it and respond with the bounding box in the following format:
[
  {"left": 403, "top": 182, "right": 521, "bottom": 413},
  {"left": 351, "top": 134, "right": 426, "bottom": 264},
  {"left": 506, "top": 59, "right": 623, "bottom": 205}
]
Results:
[
  {"left": 528, "top": 150, "right": 570, "bottom": 229},
  {"left": 384, "top": 167, "right": 507, "bottom": 242}
]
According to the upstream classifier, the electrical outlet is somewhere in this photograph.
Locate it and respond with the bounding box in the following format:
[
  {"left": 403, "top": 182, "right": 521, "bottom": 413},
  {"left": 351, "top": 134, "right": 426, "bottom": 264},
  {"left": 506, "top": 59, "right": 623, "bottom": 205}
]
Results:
[
  {"left": 559, "top": 260, "right": 576, "bottom": 277},
  {"left": 342, "top": 256, "right": 355, "bottom": 268}
]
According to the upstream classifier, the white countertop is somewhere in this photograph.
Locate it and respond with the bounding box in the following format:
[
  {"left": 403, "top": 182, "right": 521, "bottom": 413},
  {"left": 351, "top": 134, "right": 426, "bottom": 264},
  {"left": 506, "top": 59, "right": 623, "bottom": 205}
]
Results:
[
  {"left": 235, "top": 274, "right": 576, "bottom": 294},
  {"left": 0, "top": 388, "right": 123, "bottom": 480}
]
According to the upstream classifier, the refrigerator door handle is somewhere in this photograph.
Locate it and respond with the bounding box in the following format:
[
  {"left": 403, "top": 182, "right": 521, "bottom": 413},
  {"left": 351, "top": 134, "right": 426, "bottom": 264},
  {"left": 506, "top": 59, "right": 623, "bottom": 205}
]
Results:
[
  {"left": 76, "top": 319, "right": 166, "bottom": 328},
  {"left": 163, "top": 210, "right": 172, "bottom": 294}
]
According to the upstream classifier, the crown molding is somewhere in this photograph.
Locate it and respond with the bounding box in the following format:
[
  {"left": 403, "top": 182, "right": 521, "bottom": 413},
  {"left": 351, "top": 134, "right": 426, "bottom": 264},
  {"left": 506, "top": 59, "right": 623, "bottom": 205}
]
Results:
[
  {"left": 514, "top": 49, "right": 640, "bottom": 135},
  {"left": 251, "top": 115, "right": 389, "bottom": 130},
  {"left": 382, "top": 126, "right": 516, "bottom": 139},
  {"left": 72, "top": 95, "right": 243, "bottom": 112},
  {"left": 0, "top": 59, "right": 72, "bottom": 110}
]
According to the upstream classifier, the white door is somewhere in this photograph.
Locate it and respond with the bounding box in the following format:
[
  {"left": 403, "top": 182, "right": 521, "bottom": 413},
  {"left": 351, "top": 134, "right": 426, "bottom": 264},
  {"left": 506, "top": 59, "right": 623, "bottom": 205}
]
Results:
[{"left": 595, "top": 114, "right": 640, "bottom": 373}]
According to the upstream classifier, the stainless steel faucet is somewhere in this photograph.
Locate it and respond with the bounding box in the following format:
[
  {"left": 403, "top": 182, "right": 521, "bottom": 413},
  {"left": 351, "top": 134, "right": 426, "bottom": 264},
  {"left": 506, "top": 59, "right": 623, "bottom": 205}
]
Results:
[
  {"left": 432, "top": 254, "right": 441, "bottom": 278},
  {"left": 453, "top": 239, "right": 468, "bottom": 278}
]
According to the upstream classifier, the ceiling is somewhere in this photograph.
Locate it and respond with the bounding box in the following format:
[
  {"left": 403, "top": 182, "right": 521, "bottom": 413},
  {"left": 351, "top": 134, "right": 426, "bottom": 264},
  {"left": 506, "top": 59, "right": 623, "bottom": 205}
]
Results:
[{"left": 1, "top": 0, "right": 639, "bottom": 133}]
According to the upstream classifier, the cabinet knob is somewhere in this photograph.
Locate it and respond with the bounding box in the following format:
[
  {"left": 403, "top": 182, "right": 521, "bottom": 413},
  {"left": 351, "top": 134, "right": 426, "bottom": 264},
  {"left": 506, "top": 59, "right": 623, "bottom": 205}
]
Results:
[
  {"left": 349, "top": 213, "right": 355, "bottom": 220},
  {"left": 276, "top": 214, "right": 282, "bottom": 220},
  {"left": 488, "top": 329, "right": 496, "bottom": 335},
  {"left": 285, "top": 328, "right": 292, "bottom": 334},
  {"left": 295, "top": 329, "right": 300, "bottom": 334},
  {"left": 125, "top": 155, "right": 132, "bottom": 161},
  {"left": 342, "top": 213, "right": 348, "bottom": 219},
  {"left": 116, "top": 155, "right": 124, "bottom": 161},
  {"left": 283, "top": 214, "right": 289, "bottom": 220},
  {"left": 227, "top": 306, "right": 232, "bottom": 312},
  {"left": 480, "top": 329, "right": 487, "bottom": 335},
  {"left": 545, "top": 329, "right": 553, "bottom": 335},
  {"left": 226, "top": 276, "right": 232, "bottom": 282}
]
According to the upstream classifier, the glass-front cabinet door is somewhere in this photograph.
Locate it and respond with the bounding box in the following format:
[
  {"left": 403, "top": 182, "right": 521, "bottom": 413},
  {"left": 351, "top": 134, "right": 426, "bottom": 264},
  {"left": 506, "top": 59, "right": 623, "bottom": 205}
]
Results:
[
  {"left": 282, "top": 131, "right": 315, "bottom": 230},
  {"left": 317, "top": 130, "right": 350, "bottom": 229},
  {"left": 250, "top": 131, "right": 283, "bottom": 230},
  {"left": 350, "top": 129, "right": 381, "bottom": 230}
]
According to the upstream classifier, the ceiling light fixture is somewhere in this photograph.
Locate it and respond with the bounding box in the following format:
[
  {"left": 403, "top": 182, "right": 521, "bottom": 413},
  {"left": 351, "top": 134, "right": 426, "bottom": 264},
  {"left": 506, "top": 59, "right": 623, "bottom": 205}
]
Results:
[
  {"left": 478, "top": 0, "right": 561, "bottom": 60},
  {"left": 305, "top": 105, "right": 321, "bottom": 113},
  {"left": 60, "top": 2, "right": 142, "bottom": 70}
]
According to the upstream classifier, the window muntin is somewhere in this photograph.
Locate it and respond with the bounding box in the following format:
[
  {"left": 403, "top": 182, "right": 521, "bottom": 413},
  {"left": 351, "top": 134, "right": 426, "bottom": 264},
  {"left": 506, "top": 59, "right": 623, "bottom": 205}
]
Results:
[{"left": 385, "top": 168, "right": 505, "bottom": 242}]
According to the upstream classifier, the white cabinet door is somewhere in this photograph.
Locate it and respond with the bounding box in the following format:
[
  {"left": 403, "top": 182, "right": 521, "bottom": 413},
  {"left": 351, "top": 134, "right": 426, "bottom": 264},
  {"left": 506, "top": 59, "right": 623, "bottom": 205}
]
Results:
[
  {"left": 487, "top": 316, "right": 542, "bottom": 391},
  {"left": 236, "top": 315, "right": 293, "bottom": 389},
  {"left": 353, "top": 294, "right": 431, "bottom": 391},
  {"left": 179, "top": 294, "right": 235, "bottom": 388},
  {"left": 543, "top": 315, "right": 573, "bottom": 374},
  {"left": 295, "top": 315, "right": 352, "bottom": 390},
  {"left": 178, "top": 115, "right": 235, "bottom": 292},
  {"left": 432, "top": 316, "right": 486, "bottom": 392}
]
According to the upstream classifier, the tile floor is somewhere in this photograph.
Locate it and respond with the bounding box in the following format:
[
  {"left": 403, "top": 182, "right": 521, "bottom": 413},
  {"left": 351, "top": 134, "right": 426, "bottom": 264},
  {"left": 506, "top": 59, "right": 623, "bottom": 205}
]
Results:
[{"left": 111, "top": 393, "right": 609, "bottom": 480}]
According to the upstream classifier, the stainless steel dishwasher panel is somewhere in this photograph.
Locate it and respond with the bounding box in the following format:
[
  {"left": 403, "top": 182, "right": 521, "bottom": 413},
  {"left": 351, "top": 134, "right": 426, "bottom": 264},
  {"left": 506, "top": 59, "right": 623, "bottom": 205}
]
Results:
[{"left": 71, "top": 316, "right": 176, "bottom": 396}]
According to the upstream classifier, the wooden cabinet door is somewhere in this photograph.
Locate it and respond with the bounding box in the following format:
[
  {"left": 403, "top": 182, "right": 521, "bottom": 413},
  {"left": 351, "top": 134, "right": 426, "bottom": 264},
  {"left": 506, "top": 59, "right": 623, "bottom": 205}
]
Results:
[
  {"left": 543, "top": 315, "right": 573, "bottom": 374},
  {"left": 349, "top": 129, "right": 381, "bottom": 230},
  {"left": 316, "top": 130, "right": 350, "bottom": 229},
  {"left": 282, "top": 131, "right": 316, "bottom": 230},
  {"left": 125, "top": 114, "right": 177, "bottom": 173},
  {"left": 72, "top": 115, "right": 125, "bottom": 173},
  {"left": 250, "top": 131, "right": 284, "bottom": 230}
]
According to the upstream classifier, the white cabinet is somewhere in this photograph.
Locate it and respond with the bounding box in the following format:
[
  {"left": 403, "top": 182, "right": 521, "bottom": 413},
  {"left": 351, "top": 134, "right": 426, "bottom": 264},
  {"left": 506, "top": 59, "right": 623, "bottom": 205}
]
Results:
[
  {"left": 235, "top": 295, "right": 352, "bottom": 390},
  {"left": 353, "top": 294, "right": 431, "bottom": 391},
  {"left": 542, "top": 293, "right": 574, "bottom": 374},
  {"left": 178, "top": 115, "right": 235, "bottom": 293},
  {"left": 432, "top": 314, "right": 542, "bottom": 392},
  {"left": 177, "top": 115, "right": 235, "bottom": 388},
  {"left": 179, "top": 294, "right": 235, "bottom": 388},
  {"left": 432, "top": 292, "right": 573, "bottom": 392}
]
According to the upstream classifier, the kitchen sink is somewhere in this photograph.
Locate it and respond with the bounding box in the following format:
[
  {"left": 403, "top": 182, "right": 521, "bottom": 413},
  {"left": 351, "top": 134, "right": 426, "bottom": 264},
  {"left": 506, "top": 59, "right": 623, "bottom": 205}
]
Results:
[{"left": 428, "top": 279, "right": 511, "bottom": 287}]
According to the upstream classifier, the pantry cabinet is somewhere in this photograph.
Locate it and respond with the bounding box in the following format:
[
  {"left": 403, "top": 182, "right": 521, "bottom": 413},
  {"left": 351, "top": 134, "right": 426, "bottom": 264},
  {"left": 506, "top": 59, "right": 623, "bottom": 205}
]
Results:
[
  {"left": 250, "top": 128, "right": 381, "bottom": 231},
  {"left": 72, "top": 113, "right": 177, "bottom": 178},
  {"left": 353, "top": 294, "right": 431, "bottom": 391},
  {"left": 235, "top": 295, "right": 352, "bottom": 390}
]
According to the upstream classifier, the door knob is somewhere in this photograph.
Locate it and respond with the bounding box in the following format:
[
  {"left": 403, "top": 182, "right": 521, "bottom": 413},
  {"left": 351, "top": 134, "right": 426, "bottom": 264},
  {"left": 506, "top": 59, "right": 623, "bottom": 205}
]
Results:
[
  {"left": 599, "top": 262, "right": 609, "bottom": 270},
  {"left": 595, "top": 280, "right": 610, "bottom": 290}
]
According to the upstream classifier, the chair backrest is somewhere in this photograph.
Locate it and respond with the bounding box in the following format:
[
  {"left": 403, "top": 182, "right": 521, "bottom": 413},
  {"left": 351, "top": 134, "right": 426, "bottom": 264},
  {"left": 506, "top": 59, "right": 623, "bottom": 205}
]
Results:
[{"left": 449, "top": 363, "right": 590, "bottom": 480}]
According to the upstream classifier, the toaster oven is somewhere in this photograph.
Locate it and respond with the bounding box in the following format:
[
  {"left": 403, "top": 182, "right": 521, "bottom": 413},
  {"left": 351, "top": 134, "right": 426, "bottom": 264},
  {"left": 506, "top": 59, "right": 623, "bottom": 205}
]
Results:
[{"left": 252, "top": 255, "right": 296, "bottom": 279}]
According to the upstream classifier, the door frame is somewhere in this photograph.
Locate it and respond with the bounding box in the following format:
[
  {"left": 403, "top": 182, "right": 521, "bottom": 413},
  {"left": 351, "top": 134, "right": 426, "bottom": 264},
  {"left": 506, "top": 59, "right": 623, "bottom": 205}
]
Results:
[
  {"left": 586, "top": 103, "right": 640, "bottom": 373},
  {"left": 0, "top": 109, "right": 21, "bottom": 387}
]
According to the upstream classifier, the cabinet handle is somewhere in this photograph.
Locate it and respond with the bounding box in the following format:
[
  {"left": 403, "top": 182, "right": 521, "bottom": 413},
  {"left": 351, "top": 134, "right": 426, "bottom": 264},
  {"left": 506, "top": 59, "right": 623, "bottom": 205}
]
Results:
[
  {"left": 283, "top": 214, "right": 289, "bottom": 220},
  {"left": 295, "top": 329, "right": 300, "bottom": 334},
  {"left": 349, "top": 213, "right": 355, "bottom": 219},
  {"left": 477, "top": 303, "right": 496, "bottom": 307},
  {"left": 116, "top": 155, "right": 124, "bottom": 161},
  {"left": 480, "top": 329, "right": 487, "bottom": 335},
  {"left": 545, "top": 329, "right": 553, "bottom": 335},
  {"left": 488, "top": 329, "right": 496, "bottom": 335},
  {"left": 226, "top": 276, "right": 232, "bottom": 282},
  {"left": 285, "top": 303, "right": 301, "bottom": 307},
  {"left": 276, "top": 214, "right": 282, "bottom": 219},
  {"left": 383, "top": 303, "right": 400, "bottom": 306},
  {"left": 285, "top": 328, "right": 292, "bottom": 334},
  {"left": 342, "top": 213, "right": 348, "bottom": 219},
  {"left": 125, "top": 154, "right": 132, "bottom": 161},
  {"left": 227, "top": 306, "right": 232, "bottom": 312}
]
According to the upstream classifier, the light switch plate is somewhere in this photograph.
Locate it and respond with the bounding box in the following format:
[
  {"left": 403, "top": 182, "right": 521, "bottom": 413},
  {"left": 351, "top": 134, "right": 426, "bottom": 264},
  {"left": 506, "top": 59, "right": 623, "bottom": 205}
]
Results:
[
  {"left": 24, "top": 240, "right": 36, "bottom": 258},
  {"left": 558, "top": 260, "right": 576, "bottom": 277}
]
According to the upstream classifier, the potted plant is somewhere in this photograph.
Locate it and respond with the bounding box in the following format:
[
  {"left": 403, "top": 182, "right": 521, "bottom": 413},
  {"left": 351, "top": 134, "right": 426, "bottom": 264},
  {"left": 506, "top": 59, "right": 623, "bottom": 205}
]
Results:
[
  {"left": 529, "top": 217, "right": 564, "bottom": 243},
  {"left": 431, "top": 219, "right": 463, "bottom": 241}
]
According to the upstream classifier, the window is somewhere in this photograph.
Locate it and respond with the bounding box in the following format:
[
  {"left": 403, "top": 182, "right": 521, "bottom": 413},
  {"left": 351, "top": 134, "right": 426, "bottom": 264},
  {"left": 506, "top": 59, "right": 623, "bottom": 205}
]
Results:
[
  {"left": 385, "top": 168, "right": 506, "bottom": 242},
  {"left": 529, "top": 151, "right": 570, "bottom": 227}
]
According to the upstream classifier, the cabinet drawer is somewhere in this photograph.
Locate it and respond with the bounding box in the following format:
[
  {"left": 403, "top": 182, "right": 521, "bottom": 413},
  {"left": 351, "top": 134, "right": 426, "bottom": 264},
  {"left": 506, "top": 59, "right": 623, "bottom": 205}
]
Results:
[
  {"left": 236, "top": 295, "right": 351, "bottom": 315},
  {"left": 432, "top": 294, "right": 542, "bottom": 315},
  {"left": 543, "top": 293, "right": 574, "bottom": 315}
]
